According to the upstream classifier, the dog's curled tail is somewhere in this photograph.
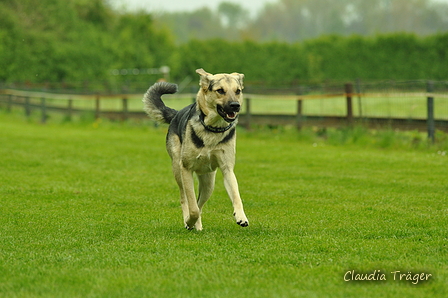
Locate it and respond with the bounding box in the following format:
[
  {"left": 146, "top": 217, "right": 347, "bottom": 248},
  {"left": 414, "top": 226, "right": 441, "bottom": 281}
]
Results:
[{"left": 143, "top": 82, "right": 178, "bottom": 124}]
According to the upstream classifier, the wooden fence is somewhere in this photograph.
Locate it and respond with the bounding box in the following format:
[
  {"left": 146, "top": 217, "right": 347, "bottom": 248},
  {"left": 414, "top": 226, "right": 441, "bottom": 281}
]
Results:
[{"left": 1, "top": 82, "right": 448, "bottom": 142}]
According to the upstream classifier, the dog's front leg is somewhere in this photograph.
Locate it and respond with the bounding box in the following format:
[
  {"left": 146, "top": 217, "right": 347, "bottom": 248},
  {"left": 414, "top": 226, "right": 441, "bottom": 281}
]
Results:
[
  {"left": 222, "top": 169, "right": 249, "bottom": 227},
  {"left": 180, "top": 166, "right": 201, "bottom": 230}
]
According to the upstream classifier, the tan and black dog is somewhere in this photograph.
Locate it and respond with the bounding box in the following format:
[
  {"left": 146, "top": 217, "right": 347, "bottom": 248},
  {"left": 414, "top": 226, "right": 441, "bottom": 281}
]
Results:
[{"left": 143, "top": 68, "right": 249, "bottom": 230}]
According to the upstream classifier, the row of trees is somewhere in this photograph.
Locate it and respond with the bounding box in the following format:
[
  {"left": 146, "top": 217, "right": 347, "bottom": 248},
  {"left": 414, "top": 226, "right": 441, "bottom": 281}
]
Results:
[
  {"left": 1, "top": 0, "right": 447, "bottom": 88},
  {"left": 155, "top": 0, "right": 448, "bottom": 42},
  {"left": 174, "top": 34, "right": 448, "bottom": 85}
]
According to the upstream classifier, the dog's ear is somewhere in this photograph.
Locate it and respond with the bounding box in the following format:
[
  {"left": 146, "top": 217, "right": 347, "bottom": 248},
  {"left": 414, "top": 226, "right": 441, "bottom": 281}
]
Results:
[
  {"left": 196, "top": 68, "right": 214, "bottom": 91},
  {"left": 231, "top": 72, "right": 245, "bottom": 89}
]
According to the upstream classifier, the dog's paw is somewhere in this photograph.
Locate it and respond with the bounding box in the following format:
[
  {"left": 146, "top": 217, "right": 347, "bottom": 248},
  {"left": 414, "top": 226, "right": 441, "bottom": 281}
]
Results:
[
  {"left": 184, "top": 218, "right": 203, "bottom": 231},
  {"left": 184, "top": 213, "right": 200, "bottom": 231},
  {"left": 237, "top": 220, "right": 249, "bottom": 227},
  {"left": 184, "top": 224, "right": 203, "bottom": 231},
  {"left": 233, "top": 212, "right": 249, "bottom": 227},
  {"left": 194, "top": 219, "right": 203, "bottom": 231}
]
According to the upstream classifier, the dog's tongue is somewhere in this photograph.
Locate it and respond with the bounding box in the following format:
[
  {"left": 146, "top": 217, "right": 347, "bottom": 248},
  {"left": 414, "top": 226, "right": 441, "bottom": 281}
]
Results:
[{"left": 227, "top": 112, "right": 236, "bottom": 119}]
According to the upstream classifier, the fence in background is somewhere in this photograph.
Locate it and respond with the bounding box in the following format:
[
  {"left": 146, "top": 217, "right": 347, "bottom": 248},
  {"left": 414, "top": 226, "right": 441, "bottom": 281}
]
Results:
[{"left": 1, "top": 80, "right": 448, "bottom": 142}]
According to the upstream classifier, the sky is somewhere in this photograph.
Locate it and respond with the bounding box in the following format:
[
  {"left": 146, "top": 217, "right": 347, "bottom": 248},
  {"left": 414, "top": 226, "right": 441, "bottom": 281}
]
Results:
[
  {"left": 108, "top": 0, "right": 448, "bottom": 20},
  {"left": 108, "top": 0, "right": 278, "bottom": 17}
]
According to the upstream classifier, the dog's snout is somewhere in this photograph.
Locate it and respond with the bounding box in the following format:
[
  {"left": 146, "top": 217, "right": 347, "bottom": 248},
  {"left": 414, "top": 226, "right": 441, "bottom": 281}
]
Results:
[{"left": 229, "top": 102, "right": 241, "bottom": 112}]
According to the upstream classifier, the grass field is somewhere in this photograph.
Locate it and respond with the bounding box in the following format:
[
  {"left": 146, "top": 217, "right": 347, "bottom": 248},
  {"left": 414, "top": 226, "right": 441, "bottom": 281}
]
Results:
[{"left": 0, "top": 112, "right": 447, "bottom": 297}]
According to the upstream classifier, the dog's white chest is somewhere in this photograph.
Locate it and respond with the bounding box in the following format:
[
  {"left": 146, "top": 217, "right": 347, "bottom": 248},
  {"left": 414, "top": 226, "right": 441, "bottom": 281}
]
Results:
[
  {"left": 193, "top": 148, "right": 220, "bottom": 173},
  {"left": 196, "top": 149, "right": 211, "bottom": 161}
]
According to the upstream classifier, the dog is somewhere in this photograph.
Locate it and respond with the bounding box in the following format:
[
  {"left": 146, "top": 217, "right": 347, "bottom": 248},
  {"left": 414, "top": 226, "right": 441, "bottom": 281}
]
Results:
[{"left": 143, "top": 68, "right": 249, "bottom": 230}]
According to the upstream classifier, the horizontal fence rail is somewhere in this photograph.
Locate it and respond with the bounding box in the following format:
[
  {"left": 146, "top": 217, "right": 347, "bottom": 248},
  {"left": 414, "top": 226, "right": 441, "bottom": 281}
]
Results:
[{"left": 1, "top": 81, "right": 448, "bottom": 141}]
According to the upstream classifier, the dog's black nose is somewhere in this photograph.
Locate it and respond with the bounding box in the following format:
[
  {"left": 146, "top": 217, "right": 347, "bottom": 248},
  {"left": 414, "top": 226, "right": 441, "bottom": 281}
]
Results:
[{"left": 229, "top": 102, "right": 240, "bottom": 112}]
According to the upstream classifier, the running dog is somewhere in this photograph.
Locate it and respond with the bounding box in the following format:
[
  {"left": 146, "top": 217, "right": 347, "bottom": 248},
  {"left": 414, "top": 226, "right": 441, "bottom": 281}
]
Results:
[{"left": 143, "top": 68, "right": 249, "bottom": 230}]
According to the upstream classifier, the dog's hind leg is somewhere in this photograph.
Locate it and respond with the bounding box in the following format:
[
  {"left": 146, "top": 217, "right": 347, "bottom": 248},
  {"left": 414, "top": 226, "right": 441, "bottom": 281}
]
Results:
[
  {"left": 196, "top": 171, "right": 216, "bottom": 230},
  {"left": 180, "top": 166, "right": 200, "bottom": 230},
  {"left": 171, "top": 161, "right": 190, "bottom": 228}
]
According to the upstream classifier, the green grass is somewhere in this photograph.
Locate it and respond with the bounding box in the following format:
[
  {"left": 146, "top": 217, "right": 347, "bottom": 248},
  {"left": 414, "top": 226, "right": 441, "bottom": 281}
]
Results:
[{"left": 0, "top": 112, "right": 447, "bottom": 297}]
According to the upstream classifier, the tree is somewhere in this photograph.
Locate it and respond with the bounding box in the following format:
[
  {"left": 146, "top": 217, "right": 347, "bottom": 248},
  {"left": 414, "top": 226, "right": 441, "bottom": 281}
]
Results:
[
  {"left": 155, "top": 8, "right": 227, "bottom": 43},
  {"left": 218, "top": 2, "right": 248, "bottom": 29},
  {"left": 0, "top": 0, "right": 175, "bottom": 84},
  {"left": 244, "top": 0, "right": 448, "bottom": 42}
]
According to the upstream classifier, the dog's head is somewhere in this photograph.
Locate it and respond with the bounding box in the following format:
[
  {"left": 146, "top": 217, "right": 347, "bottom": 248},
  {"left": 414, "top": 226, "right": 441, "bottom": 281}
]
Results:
[{"left": 196, "top": 68, "right": 244, "bottom": 123}]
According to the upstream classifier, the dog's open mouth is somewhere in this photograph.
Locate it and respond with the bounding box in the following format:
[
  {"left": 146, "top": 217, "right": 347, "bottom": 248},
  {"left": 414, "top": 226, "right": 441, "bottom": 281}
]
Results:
[{"left": 217, "top": 105, "right": 238, "bottom": 122}]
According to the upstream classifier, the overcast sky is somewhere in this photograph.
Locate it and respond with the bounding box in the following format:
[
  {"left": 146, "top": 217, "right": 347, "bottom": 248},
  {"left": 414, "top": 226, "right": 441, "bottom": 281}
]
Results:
[
  {"left": 108, "top": 0, "right": 278, "bottom": 17},
  {"left": 108, "top": 0, "right": 448, "bottom": 19}
]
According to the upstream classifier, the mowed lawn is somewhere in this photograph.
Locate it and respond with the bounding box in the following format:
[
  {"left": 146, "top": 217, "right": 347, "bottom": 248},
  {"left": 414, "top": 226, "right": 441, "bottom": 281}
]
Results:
[{"left": 0, "top": 113, "right": 447, "bottom": 297}]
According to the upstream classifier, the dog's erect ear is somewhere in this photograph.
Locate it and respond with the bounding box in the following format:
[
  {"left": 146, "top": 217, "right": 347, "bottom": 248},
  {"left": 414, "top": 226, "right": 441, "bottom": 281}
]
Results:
[
  {"left": 196, "top": 68, "right": 212, "bottom": 77},
  {"left": 231, "top": 72, "right": 245, "bottom": 89},
  {"left": 196, "top": 68, "right": 214, "bottom": 90}
]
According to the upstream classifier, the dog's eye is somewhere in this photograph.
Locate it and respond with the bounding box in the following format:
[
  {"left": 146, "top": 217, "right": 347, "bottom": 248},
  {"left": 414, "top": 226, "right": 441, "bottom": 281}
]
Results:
[
  {"left": 216, "top": 88, "right": 225, "bottom": 95},
  {"left": 235, "top": 89, "right": 241, "bottom": 95}
]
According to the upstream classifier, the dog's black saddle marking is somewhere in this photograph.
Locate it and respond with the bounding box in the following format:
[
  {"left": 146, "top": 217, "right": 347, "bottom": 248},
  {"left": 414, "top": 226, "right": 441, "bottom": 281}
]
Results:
[
  {"left": 169, "top": 103, "right": 197, "bottom": 144},
  {"left": 191, "top": 128, "right": 205, "bottom": 148},
  {"left": 219, "top": 127, "right": 235, "bottom": 144}
]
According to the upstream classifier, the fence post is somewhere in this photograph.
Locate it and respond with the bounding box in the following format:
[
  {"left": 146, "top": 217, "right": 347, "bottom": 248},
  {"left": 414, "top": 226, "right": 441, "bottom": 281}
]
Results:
[
  {"left": 245, "top": 97, "right": 251, "bottom": 130},
  {"left": 296, "top": 99, "right": 303, "bottom": 131},
  {"left": 427, "top": 81, "right": 435, "bottom": 144},
  {"left": 356, "top": 78, "right": 362, "bottom": 119},
  {"left": 122, "top": 97, "right": 128, "bottom": 121},
  {"left": 95, "top": 95, "right": 100, "bottom": 120},
  {"left": 345, "top": 83, "right": 353, "bottom": 125},
  {"left": 67, "top": 98, "right": 73, "bottom": 121},
  {"left": 7, "top": 94, "right": 12, "bottom": 112},
  {"left": 24, "top": 96, "right": 31, "bottom": 119},
  {"left": 41, "top": 97, "right": 47, "bottom": 124}
]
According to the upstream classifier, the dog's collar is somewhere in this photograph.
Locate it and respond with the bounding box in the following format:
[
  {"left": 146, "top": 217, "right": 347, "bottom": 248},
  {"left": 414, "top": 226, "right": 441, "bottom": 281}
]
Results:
[{"left": 199, "top": 112, "right": 236, "bottom": 133}]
